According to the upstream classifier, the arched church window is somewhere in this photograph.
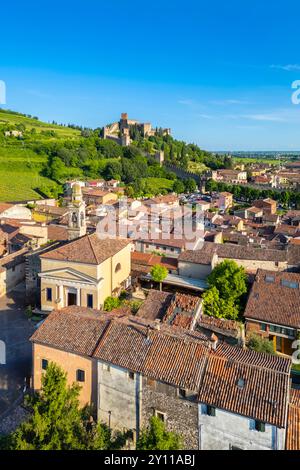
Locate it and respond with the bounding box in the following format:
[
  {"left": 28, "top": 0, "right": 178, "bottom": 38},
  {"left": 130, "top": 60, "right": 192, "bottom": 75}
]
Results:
[{"left": 115, "top": 263, "right": 121, "bottom": 273}]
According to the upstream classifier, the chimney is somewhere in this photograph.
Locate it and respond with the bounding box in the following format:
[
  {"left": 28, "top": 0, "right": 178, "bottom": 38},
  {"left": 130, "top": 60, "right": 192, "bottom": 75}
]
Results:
[
  {"left": 239, "top": 324, "right": 246, "bottom": 349},
  {"left": 210, "top": 333, "right": 218, "bottom": 351},
  {"left": 154, "top": 319, "right": 161, "bottom": 331},
  {"left": 146, "top": 325, "right": 151, "bottom": 340}
]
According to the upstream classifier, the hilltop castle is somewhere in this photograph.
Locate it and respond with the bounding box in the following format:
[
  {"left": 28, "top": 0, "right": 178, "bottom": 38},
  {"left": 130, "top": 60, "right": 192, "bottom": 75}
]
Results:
[{"left": 103, "top": 112, "right": 171, "bottom": 147}]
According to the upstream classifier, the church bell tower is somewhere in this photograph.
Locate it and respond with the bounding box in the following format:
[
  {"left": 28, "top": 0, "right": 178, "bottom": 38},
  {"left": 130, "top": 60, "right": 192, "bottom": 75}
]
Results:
[{"left": 68, "top": 183, "right": 86, "bottom": 240}]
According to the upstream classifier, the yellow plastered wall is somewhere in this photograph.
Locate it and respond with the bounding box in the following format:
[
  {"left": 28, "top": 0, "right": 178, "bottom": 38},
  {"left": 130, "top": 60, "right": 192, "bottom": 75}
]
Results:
[{"left": 33, "top": 343, "right": 95, "bottom": 407}]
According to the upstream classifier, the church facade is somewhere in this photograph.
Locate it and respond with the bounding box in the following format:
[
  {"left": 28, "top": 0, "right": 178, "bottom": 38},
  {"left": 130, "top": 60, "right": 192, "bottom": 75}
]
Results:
[{"left": 39, "top": 233, "right": 132, "bottom": 312}]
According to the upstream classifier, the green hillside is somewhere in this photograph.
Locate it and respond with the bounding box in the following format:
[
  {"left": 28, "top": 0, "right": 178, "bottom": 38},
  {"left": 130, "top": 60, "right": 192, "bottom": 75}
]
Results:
[
  {"left": 0, "top": 109, "right": 80, "bottom": 139},
  {"left": 0, "top": 108, "right": 229, "bottom": 203},
  {"left": 0, "top": 109, "right": 81, "bottom": 202}
]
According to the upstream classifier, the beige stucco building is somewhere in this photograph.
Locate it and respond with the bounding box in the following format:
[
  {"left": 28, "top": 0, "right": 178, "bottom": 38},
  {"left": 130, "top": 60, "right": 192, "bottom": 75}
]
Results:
[{"left": 39, "top": 233, "right": 132, "bottom": 312}]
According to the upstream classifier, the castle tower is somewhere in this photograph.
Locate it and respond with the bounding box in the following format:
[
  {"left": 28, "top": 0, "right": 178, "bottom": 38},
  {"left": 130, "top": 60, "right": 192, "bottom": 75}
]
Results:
[
  {"left": 67, "top": 183, "right": 86, "bottom": 240},
  {"left": 119, "top": 112, "right": 129, "bottom": 133}
]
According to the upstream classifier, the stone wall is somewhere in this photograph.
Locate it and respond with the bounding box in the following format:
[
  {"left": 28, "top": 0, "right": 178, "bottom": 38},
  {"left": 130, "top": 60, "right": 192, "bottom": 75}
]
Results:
[{"left": 141, "top": 378, "right": 199, "bottom": 450}]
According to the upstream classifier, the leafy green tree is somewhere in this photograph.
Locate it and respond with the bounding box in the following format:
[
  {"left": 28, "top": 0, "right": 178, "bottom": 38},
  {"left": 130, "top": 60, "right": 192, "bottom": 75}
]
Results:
[
  {"left": 136, "top": 416, "right": 182, "bottom": 450},
  {"left": 173, "top": 179, "right": 185, "bottom": 195},
  {"left": 150, "top": 264, "right": 168, "bottom": 291},
  {"left": 202, "top": 260, "right": 247, "bottom": 320},
  {"left": 184, "top": 177, "right": 197, "bottom": 193},
  {"left": 5, "top": 363, "right": 124, "bottom": 450},
  {"left": 207, "top": 259, "right": 247, "bottom": 303},
  {"left": 202, "top": 286, "right": 239, "bottom": 321}
]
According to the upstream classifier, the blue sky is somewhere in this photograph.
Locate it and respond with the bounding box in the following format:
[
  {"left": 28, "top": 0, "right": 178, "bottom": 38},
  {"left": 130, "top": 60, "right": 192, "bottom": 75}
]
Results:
[{"left": 1, "top": 0, "right": 300, "bottom": 150}]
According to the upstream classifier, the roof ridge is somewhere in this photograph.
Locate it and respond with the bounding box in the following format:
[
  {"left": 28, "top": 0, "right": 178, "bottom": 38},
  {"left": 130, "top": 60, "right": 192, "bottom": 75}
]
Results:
[
  {"left": 88, "top": 233, "right": 99, "bottom": 264},
  {"left": 91, "top": 317, "right": 113, "bottom": 356}
]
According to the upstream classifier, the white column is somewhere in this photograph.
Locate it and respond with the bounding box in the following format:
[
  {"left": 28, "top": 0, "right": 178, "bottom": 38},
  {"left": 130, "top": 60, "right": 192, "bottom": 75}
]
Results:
[
  {"left": 59, "top": 285, "right": 64, "bottom": 308},
  {"left": 76, "top": 288, "right": 81, "bottom": 306}
]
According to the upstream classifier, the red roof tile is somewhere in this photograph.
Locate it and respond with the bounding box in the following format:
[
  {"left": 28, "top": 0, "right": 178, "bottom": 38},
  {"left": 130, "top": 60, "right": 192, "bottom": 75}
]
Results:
[{"left": 40, "top": 233, "right": 132, "bottom": 264}]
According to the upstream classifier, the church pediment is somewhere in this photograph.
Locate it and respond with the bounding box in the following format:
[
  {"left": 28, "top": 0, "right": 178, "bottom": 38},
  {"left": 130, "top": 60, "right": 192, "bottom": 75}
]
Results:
[{"left": 39, "top": 267, "right": 100, "bottom": 285}]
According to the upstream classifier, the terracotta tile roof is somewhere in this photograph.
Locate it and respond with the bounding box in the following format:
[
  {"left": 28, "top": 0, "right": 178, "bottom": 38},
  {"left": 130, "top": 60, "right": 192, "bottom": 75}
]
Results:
[
  {"left": 47, "top": 224, "right": 69, "bottom": 241},
  {"left": 93, "top": 316, "right": 209, "bottom": 391},
  {"left": 287, "top": 245, "right": 300, "bottom": 265},
  {"left": 178, "top": 242, "right": 216, "bottom": 265},
  {"left": 35, "top": 205, "right": 68, "bottom": 216},
  {"left": 178, "top": 242, "right": 287, "bottom": 265},
  {"left": 139, "top": 235, "right": 187, "bottom": 249},
  {"left": 0, "top": 203, "right": 13, "bottom": 214},
  {"left": 286, "top": 389, "right": 300, "bottom": 450},
  {"left": 274, "top": 224, "right": 300, "bottom": 236},
  {"left": 131, "top": 252, "right": 177, "bottom": 271},
  {"left": 31, "top": 306, "right": 291, "bottom": 426},
  {"left": 137, "top": 290, "right": 201, "bottom": 329},
  {"left": 40, "top": 233, "right": 132, "bottom": 264},
  {"left": 197, "top": 315, "right": 240, "bottom": 337},
  {"left": 31, "top": 306, "right": 110, "bottom": 356},
  {"left": 216, "top": 342, "right": 290, "bottom": 372},
  {"left": 216, "top": 243, "right": 286, "bottom": 262},
  {"left": 0, "top": 223, "right": 20, "bottom": 239},
  {"left": 198, "top": 348, "right": 290, "bottom": 428},
  {"left": 137, "top": 290, "right": 173, "bottom": 321},
  {"left": 244, "top": 269, "right": 300, "bottom": 328},
  {"left": 253, "top": 198, "right": 276, "bottom": 207},
  {"left": 144, "top": 195, "right": 179, "bottom": 205},
  {"left": 0, "top": 248, "right": 28, "bottom": 271},
  {"left": 163, "top": 293, "right": 201, "bottom": 329}
]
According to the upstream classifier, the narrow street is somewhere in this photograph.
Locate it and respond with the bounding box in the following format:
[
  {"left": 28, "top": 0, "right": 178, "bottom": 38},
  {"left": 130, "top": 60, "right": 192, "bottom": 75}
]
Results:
[{"left": 0, "top": 283, "right": 34, "bottom": 417}]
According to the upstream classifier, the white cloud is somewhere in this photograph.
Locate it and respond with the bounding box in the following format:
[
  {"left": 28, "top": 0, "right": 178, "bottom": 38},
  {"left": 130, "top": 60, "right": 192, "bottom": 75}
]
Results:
[
  {"left": 178, "top": 99, "right": 195, "bottom": 106},
  {"left": 243, "top": 113, "right": 286, "bottom": 122},
  {"left": 270, "top": 64, "right": 300, "bottom": 72},
  {"left": 196, "top": 113, "right": 214, "bottom": 119},
  {"left": 210, "top": 99, "right": 250, "bottom": 105}
]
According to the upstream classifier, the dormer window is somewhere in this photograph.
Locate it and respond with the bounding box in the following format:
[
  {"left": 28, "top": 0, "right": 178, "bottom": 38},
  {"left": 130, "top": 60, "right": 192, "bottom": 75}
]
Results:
[
  {"left": 281, "top": 279, "right": 299, "bottom": 289},
  {"left": 265, "top": 275, "right": 275, "bottom": 283}
]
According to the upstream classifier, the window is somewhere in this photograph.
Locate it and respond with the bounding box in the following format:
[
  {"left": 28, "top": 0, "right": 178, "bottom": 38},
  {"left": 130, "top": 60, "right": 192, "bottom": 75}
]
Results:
[
  {"left": 103, "top": 364, "right": 110, "bottom": 372},
  {"left": 115, "top": 263, "right": 121, "bottom": 273},
  {"left": 255, "top": 420, "right": 265, "bottom": 432},
  {"left": 269, "top": 324, "right": 294, "bottom": 337},
  {"left": 87, "top": 294, "right": 93, "bottom": 308},
  {"left": 207, "top": 405, "right": 216, "bottom": 417},
  {"left": 260, "top": 323, "right": 267, "bottom": 332},
  {"left": 128, "top": 371, "right": 135, "bottom": 380},
  {"left": 265, "top": 275, "right": 275, "bottom": 283},
  {"left": 76, "top": 369, "right": 85, "bottom": 382},
  {"left": 46, "top": 288, "right": 52, "bottom": 302},
  {"left": 178, "top": 388, "right": 187, "bottom": 398},
  {"left": 154, "top": 410, "right": 166, "bottom": 422},
  {"left": 42, "top": 359, "right": 48, "bottom": 370}
]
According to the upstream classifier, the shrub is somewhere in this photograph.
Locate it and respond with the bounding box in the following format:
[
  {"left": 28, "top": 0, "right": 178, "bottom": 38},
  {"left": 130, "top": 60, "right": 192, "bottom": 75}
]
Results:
[
  {"left": 247, "top": 333, "right": 275, "bottom": 355},
  {"left": 103, "top": 296, "right": 121, "bottom": 312}
]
